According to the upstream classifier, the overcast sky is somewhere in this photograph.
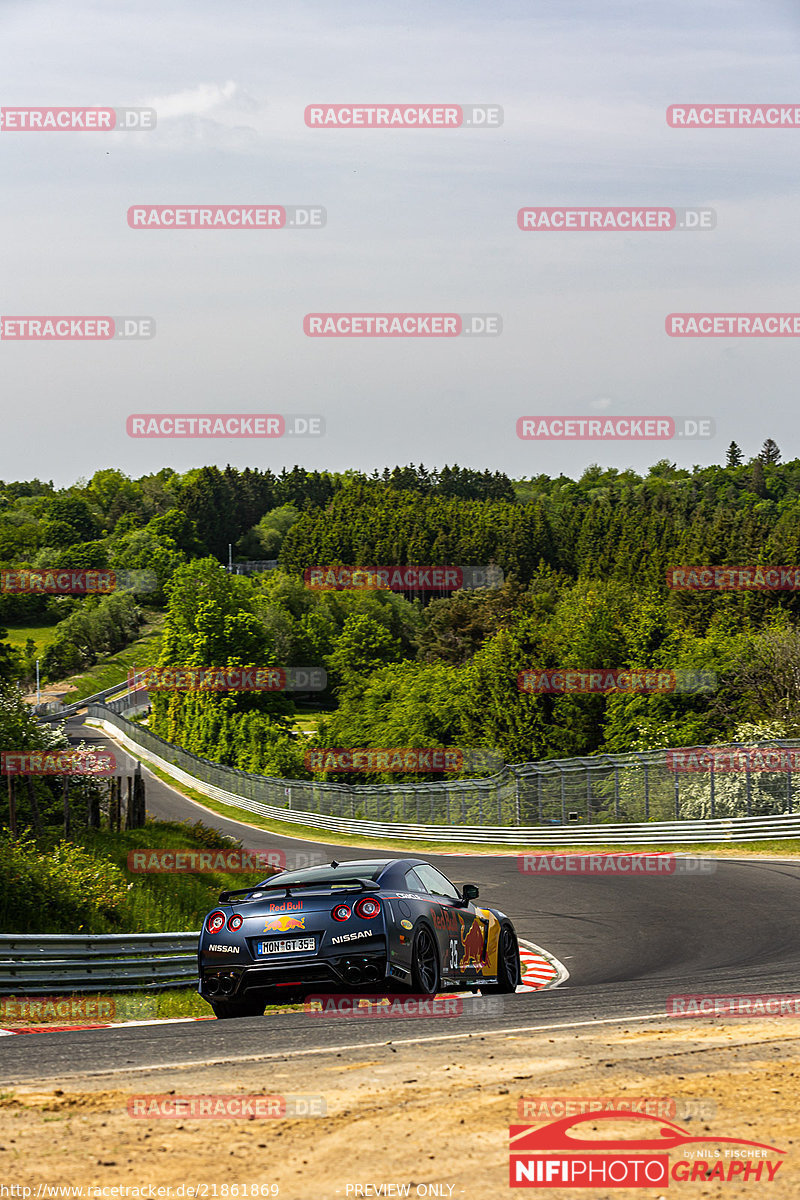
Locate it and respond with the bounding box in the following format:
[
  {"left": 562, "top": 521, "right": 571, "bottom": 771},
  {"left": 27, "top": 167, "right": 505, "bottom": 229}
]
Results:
[{"left": 1, "top": 0, "right": 799, "bottom": 487}]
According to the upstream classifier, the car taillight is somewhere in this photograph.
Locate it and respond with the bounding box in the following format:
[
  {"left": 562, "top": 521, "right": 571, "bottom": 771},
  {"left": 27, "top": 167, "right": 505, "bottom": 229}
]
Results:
[
  {"left": 332, "top": 903, "right": 351, "bottom": 922},
  {"left": 207, "top": 910, "right": 226, "bottom": 934},
  {"left": 354, "top": 897, "right": 381, "bottom": 920},
  {"left": 227, "top": 914, "right": 243, "bottom": 931}
]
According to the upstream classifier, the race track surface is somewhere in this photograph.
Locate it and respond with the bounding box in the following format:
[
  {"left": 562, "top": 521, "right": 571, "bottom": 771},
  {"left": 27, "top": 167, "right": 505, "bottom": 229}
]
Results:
[{"left": 2, "top": 714, "right": 797, "bottom": 1085}]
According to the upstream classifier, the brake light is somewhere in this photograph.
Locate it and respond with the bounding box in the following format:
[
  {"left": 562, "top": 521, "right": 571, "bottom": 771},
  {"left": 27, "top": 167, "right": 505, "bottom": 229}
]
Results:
[
  {"left": 227, "top": 914, "right": 243, "bottom": 931},
  {"left": 332, "top": 903, "right": 351, "bottom": 922},
  {"left": 206, "top": 910, "right": 226, "bottom": 934},
  {"left": 354, "top": 897, "right": 381, "bottom": 920}
]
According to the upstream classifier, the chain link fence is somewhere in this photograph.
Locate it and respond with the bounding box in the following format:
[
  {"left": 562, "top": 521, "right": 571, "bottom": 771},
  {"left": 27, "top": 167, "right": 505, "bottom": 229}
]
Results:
[{"left": 86, "top": 703, "right": 799, "bottom": 828}]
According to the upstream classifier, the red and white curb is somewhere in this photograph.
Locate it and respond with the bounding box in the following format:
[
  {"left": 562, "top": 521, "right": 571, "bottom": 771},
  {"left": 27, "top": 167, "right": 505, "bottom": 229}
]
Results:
[{"left": 516, "top": 938, "right": 569, "bottom": 992}]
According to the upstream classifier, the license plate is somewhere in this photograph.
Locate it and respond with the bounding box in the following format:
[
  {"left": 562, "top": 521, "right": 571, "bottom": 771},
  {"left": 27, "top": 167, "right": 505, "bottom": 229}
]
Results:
[{"left": 256, "top": 937, "right": 316, "bottom": 955}]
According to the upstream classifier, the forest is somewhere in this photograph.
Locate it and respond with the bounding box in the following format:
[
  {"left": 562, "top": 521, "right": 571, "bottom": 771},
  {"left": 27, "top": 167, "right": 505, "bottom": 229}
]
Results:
[{"left": 2, "top": 441, "right": 800, "bottom": 780}]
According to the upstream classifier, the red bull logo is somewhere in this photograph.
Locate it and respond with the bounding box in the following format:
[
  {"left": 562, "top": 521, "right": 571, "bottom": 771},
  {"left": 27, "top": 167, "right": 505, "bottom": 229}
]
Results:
[
  {"left": 262, "top": 915, "right": 306, "bottom": 932},
  {"left": 459, "top": 917, "right": 486, "bottom": 970}
]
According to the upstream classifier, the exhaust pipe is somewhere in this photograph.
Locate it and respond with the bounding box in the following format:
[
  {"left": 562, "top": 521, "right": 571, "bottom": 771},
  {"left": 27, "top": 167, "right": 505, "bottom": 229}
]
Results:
[
  {"left": 205, "top": 975, "right": 220, "bottom": 996},
  {"left": 219, "top": 974, "right": 237, "bottom": 995},
  {"left": 343, "top": 962, "right": 363, "bottom": 984},
  {"left": 362, "top": 963, "right": 382, "bottom": 983}
]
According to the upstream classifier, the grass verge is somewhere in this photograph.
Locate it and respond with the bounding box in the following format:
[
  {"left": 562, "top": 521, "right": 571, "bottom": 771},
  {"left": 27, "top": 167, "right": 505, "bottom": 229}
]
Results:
[{"left": 60, "top": 611, "right": 166, "bottom": 701}]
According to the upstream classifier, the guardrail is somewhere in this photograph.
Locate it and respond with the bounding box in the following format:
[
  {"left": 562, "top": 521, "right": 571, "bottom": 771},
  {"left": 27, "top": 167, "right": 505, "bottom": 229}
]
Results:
[
  {"left": 35, "top": 673, "right": 149, "bottom": 723},
  {"left": 0, "top": 932, "right": 199, "bottom": 995},
  {"left": 87, "top": 707, "right": 800, "bottom": 843}
]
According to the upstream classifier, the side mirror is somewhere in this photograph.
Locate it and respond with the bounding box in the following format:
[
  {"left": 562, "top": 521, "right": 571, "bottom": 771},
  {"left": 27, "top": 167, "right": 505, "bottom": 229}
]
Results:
[{"left": 461, "top": 883, "right": 480, "bottom": 903}]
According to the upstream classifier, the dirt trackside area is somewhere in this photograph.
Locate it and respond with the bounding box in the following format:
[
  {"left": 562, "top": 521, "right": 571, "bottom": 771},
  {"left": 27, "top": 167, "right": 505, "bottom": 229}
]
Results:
[{"left": 0, "top": 1020, "right": 797, "bottom": 1200}]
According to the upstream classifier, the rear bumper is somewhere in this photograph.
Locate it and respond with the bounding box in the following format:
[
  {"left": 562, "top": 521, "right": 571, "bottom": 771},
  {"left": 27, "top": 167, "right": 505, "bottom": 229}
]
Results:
[{"left": 199, "top": 949, "right": 392, "bottom": 999}]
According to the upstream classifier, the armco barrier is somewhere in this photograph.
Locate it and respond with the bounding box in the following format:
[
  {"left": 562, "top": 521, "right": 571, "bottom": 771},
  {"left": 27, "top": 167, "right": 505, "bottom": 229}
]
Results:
[
  {"left": 0, "top": 932, "right": 199, "bottom": 995},
  {"left": 86, "top": 706, "right": 800, "bottom": 843},
  {"left": 36, "top": 673, "right": 149, "bottom": 723}
]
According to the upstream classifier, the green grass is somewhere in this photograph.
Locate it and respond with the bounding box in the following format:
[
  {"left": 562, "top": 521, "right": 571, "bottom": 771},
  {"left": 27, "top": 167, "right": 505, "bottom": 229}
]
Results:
[
  {"left": 15, "top": 820, "right": 279, "bottom": 935},
  {"left": 2, "top": 621, "right": 60, "bottom": 656},
  {"left": 94, "top": 730, "right": 800, "bottom": 858},
  {"left": 60, "top": 610, "right": 166, "bottom": 700}
]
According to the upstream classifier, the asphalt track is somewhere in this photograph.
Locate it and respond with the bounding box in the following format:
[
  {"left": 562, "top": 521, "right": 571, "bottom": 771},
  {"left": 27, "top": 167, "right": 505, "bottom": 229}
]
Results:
[{"left": 2, "top": 714, "right": 799, "bottom": 1085}]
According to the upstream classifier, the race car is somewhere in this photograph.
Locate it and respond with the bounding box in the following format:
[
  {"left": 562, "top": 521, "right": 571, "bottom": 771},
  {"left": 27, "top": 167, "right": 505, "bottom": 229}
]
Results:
[{"left": 198, "top": 856, "right": 522, "bottom": 1018}]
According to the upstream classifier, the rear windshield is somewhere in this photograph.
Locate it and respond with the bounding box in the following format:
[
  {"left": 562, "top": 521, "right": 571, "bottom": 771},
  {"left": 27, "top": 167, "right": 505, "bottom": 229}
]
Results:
[{"left": 255, "top": 860, "right": 389, "bottom": 889}]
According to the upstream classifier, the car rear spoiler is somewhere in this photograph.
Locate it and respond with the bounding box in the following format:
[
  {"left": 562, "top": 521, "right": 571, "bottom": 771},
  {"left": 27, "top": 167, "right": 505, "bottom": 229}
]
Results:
[{"left": 218, "top": 877, "right": 382, "bottom": 903}]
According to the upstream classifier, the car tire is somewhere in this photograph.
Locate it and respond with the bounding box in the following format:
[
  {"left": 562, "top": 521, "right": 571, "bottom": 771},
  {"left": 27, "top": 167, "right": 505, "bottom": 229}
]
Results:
[
  {"left": 209, "top": 996, "right": 266, "bottom": 1020},
  {"left": 481, "top": 924, "right": 521, "bottom": 994},
  {"left": 409, "top": 924, "right": 440, "bottom": 995}
]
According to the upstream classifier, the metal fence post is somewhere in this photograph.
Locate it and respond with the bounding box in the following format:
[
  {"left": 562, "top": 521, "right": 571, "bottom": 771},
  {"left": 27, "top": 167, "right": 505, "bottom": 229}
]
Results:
[
  {"left": 560, "top": 767, "right": 566, "bottom": 824},
  {"left": 643, "top": 761, "right": 649, "bottom": 821}
]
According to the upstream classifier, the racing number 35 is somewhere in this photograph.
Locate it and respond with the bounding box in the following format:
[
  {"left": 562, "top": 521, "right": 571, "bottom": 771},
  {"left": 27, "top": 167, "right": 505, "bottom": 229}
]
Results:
[{"left": 449, "top": 939, "right": 459, "bottom": 970}]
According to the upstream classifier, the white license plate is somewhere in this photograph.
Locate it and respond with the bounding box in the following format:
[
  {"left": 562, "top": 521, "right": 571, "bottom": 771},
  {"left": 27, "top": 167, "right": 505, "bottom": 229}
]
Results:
[{"left": 257, "top": 937, "right": 316, "bottom": 955}]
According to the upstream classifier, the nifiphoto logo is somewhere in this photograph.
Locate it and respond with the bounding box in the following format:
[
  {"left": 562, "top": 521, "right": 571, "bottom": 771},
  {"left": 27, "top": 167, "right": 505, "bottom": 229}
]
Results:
[
  {"left": 0, "top": 106, "right": 156, "bottom": 131},
  {"left": 304, "top": 103, "right": 503, "bottom": 128},
  {"left": 518, "top": 206, "right": 715, "bottom": 231},
  {"left": 1, "top": 316, "right": 154, "bottom": 340},
  {"left": 127, "top": 205, "right": 325, "bottom": 228},
  {"left": 517, "top": 417, "right": 714, "bottom": 440}
]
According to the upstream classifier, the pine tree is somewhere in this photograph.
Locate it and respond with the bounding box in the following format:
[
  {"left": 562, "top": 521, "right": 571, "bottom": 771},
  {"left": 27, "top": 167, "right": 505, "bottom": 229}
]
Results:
[
  {"left": 726, "top": 441, "right": 743, "bottom": 467},
  {"left": 759, "top": 438, "right": 781, "bottom": 465}
]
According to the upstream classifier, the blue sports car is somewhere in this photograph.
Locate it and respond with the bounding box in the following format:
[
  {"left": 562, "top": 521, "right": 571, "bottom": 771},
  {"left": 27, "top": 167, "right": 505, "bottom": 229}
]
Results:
[{"left": 198, "top": 857, "right": 521, "bottom": 1018}]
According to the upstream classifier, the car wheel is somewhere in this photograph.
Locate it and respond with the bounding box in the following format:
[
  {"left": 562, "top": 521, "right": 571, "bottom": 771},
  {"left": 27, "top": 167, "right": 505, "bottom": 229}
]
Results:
[
  {"left": 481, "top": 924, "right": 521, "bottom": 994},
  {"left": 209, "top": 996, "right": 266, "bottom": 1020},
  {"left": 409, "top": 925, "right": 440, "bottom": 995}
]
